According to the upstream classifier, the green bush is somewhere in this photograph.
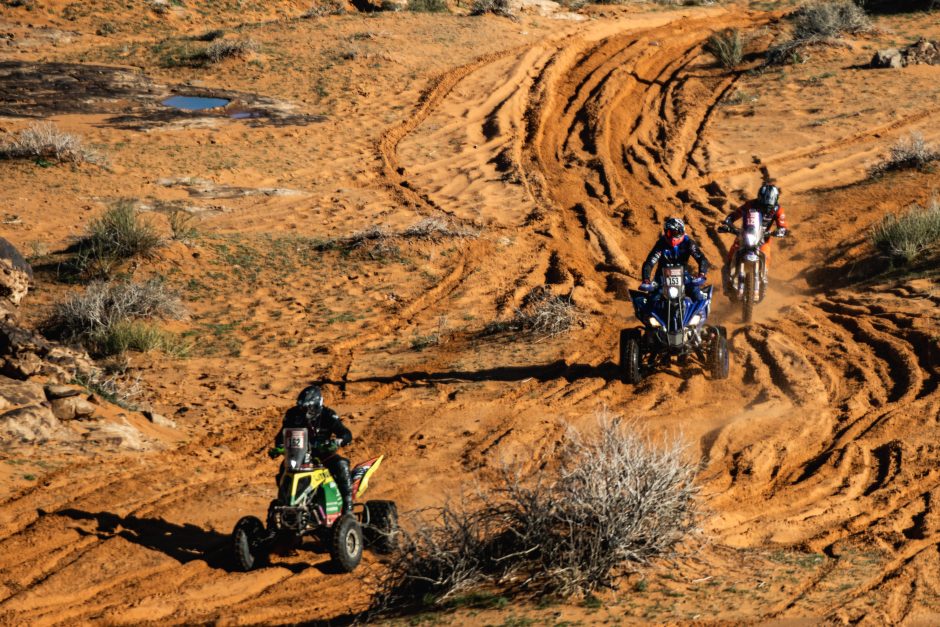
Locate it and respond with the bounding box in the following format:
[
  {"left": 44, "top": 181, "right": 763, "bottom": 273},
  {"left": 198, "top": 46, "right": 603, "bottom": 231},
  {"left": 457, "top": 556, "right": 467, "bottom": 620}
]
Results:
[
  {"left": 76, "top": 202, "right": 163, "bottom": 276},
  {"left": 869, "top": 199, "right": 940, "bottom": 264},
  {"left": 92, "top": 321, "right": 187, "bottom": 357},
  {"left": 705, "top": 28, "right": 744, "bottom": 69}
]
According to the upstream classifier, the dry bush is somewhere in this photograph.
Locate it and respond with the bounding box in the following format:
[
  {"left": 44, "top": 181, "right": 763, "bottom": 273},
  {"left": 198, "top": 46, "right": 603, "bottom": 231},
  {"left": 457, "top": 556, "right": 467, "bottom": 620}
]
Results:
[
  {"left": 767, "top": 1, "right": 871, "bottom": 65},
  {"left": 48, "top": 279, "right": 183, "bottom": 343},
  {"left": 401, "top": 217, "right": 479, "bottom": 242},
  {"left": 0, "top": 123, "right": 95, "bottom": 163},
  {"left": 371, "top": 418, "right": 700, "bottom": 612},
  {"left": 408, "top": 0, "right": 449, "bottom": 11},
  {"left": 485, "top": 286, "right": 581, "bottom": 338},
  {"left": 705, "top": 28, "right": 744, "bottom": 69},
  {"left": 304, "top": 0, "right": 347, "bottom": 16},
  {"left": 314, "top": 218, "right": 477, "bottom": 257},
  {"left": 869, "top": 132, "right": 940, "bottom": 177},
  {"left": 470, "top": 0, "right": 517, "bottom": 19},
  {"left": 869, "top": 197, "right": 940, "bottom": 264},
  {"left": 205, "top": 38, "right": 258, "bottom": 63},
  {"left": 793, "top": 1, "right": 872, "bottom": 38}
]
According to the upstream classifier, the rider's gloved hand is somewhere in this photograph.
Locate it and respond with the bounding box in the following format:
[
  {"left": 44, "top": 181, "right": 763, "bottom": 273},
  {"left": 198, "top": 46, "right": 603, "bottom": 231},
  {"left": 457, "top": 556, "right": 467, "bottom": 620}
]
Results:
[
  {"left": 639, "top": 281, "right": 654, "bottom": 292},
  {"left": 696, "top": 273, "right": 707, "bottom": 283},
  {"left": 267, "top": 447, "right": 283, "bottom": 459},
  {"left": 776, "top": 227, "right": 788, "bottom": 237}
]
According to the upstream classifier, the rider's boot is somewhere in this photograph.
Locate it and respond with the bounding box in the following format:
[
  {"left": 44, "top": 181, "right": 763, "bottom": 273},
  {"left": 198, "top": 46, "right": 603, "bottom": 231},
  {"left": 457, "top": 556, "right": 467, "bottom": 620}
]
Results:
[
  {"left": 331, "top": 458, "right": 355, "bottom": 515},
  {"left": 721, "top": 264, "right": 732, "bottom": 297}
]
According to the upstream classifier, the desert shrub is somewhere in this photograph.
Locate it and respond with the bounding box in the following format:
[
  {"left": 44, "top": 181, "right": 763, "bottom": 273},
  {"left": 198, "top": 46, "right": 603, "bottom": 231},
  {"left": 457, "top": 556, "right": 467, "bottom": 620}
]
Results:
[
  {"left": 75, "top": 202, "right": 163, "bottom": 275},
  {"left": 304, "top": 0, "right": 347, "bottom": 16},
  {"left": 869, "top": 198, "right": 940, "bottom": 264},
  {"left": 0, "top": 123, "right": 94, "bottom": 163},
  {"left": 205, "top": 38, "right": 258, "bottom": 63},
  {"left": 485, "top": 286, "right": 581, "bottom": 338},
  {"left": 48, "top": 280, "right": 184, "bottom": 356},
  {"left": 401, "top": 217, "right": 479, "bottom": 241},
  {"left": 869, "top": 132, "right": 940, "bottom": 177},
  {"left": 793, "top": 1, "right": 872, "bottom": 39},
  {"left": 408, "top": 0, "right": 449, "bottom": 12},
  {"left": 766, "top": 1, "right": 872, "bottom": 65},
  {"left": 470, "top": 0, "right": 516, "bottom": 18},
  {"left": 372, "top": 418, "right": 700, "bottom": 612},
  {"left": 49, "top": 279, "right": 183, "bottom": 339},
  {"left": 705, "top": 28, "right": 744, "bottom": 69}
]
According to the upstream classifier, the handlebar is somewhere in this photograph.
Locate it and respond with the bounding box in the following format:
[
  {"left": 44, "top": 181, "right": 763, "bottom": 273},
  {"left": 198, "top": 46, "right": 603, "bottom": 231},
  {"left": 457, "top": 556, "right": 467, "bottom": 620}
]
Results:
[{"left": 717, "top": 224, "right": 738, "bottom": 235}]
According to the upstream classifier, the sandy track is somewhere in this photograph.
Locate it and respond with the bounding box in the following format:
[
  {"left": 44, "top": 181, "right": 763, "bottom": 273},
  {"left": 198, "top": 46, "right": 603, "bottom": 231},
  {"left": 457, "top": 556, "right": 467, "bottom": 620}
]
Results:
[{"left": 1, "top": 5, "right": 939, "bottom": 625}]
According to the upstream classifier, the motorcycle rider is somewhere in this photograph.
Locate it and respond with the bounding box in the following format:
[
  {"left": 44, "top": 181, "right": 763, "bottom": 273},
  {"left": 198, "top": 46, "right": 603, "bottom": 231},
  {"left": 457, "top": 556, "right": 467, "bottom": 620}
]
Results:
[
  {"left": 721, "top": 183, "right": 788, "bottom": 294},
  {"left": 269, "top": 385, "right": 355, "bottom": 515},
  {"left": 639, "top": 217, "right": 710, "bottom": 304}
]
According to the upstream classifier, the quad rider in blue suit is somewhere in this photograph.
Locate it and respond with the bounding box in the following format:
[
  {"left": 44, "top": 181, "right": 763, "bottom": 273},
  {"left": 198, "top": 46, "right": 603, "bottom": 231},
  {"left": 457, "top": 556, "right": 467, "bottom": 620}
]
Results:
[{"left": 639, "top": 217, "right": 710, "bottom": 312}]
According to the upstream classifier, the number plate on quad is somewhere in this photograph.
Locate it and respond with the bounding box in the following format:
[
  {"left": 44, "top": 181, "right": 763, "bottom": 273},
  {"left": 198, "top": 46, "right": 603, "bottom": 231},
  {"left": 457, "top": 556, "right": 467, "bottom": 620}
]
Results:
[{"left": 663, "top": 267, "right": 683, "bottom": 287}]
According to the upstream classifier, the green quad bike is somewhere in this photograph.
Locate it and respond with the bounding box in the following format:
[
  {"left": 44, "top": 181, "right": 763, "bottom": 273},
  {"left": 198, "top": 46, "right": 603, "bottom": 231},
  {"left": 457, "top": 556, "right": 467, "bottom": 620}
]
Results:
[{"left": 232, "top": 428, "right": 398, "bottom": 573}]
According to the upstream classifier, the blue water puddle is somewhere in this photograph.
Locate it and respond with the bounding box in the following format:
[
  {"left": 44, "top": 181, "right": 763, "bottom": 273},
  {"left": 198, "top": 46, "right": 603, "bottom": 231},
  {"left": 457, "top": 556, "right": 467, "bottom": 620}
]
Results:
[{"left": 162, "top": 95, "right": 230, "bottom": 111}]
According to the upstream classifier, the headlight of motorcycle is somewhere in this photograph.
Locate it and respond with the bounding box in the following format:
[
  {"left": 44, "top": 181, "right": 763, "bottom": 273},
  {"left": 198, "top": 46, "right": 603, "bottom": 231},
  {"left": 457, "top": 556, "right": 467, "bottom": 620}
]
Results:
[
  {"left": 688, "top": 314, "right": 701, "bottom": 326},
  {"left": 649, "top": 317, "right": 661, "bottom": 328},
  {"left": 667, "top": 286, "right": 680, "bottom": 299}
]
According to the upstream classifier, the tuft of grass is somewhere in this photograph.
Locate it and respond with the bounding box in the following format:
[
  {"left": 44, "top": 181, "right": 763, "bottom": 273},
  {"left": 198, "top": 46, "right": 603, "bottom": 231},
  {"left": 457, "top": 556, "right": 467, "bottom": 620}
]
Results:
[
  {"left": 371, "top": 417, "right": 700, "bottom": 612},
  {"left": 167, "top": 209, "right": 199, "bottom": 242},
  {"left": 705, "top": 28, "right": 745, "bottom": 69},
  {"left": 74, "top": 202, "right": 163, "bottom": 276},
  {"left": 0, "top": 123, "right": 96, "bottom": 164},
  {"left": 408, "top": 0, "right": 449, "bottom": 12},
  {"left": 869, "top": 132, "right": 940, "bottom": 178},
  {"left": 92, "top": 320, "right": 188, "bottom": 357},
  {"left": 869, "top": 198, "right": 940, "bottom": 264},
  {"left": 72, "top": 370, "right": 142, "bottom": 410}
]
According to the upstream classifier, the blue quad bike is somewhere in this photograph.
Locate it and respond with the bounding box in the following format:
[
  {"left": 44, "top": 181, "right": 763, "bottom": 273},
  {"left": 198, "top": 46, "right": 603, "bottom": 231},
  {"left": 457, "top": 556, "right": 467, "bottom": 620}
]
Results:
[{"left": 620, "top": 263, "right": 730, "bottom": 383}]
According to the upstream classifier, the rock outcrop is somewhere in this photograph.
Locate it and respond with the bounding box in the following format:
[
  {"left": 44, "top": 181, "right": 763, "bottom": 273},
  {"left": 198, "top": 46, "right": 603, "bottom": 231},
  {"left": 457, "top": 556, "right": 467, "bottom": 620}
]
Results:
[
  {"left": 0, "top": 237, "right": 32, "bottom": 309},
  {"left": 871, "top": 39, "right": 940, "bottom": 69}
]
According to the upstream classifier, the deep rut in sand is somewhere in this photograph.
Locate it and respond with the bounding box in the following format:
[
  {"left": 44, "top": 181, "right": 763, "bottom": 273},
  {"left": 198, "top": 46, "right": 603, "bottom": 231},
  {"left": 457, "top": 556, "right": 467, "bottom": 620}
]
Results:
[{"left": 1, "top": 7, "right": 939, "bottom": 625}]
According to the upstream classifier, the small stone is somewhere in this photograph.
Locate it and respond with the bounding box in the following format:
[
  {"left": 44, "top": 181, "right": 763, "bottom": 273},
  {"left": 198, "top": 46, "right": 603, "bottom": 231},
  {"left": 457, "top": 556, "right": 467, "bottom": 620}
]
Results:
[
  {"left": 51, "top": 396, "right": 96, "bottom": 421},
  {"left": 143, "top": 409, "right": 176, "bottom": 428}
]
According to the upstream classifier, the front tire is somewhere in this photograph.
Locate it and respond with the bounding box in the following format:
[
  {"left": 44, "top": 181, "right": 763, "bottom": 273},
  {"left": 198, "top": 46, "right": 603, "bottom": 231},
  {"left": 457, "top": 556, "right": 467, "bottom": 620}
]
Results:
[
  {"left": 330, "top": 514, "right": 363, "bottom": 572},
  {"left": 742, "top": 266, "right": 755, "bottom": 323},
  {"left": 233, "top": 516, "right": 269, "bottom": 572},
  {"left": 364, "top": 500, "right": 399, "bottom": 554},
  {"left": 620, "top": 330, "right": 643, "bottom": 384}
]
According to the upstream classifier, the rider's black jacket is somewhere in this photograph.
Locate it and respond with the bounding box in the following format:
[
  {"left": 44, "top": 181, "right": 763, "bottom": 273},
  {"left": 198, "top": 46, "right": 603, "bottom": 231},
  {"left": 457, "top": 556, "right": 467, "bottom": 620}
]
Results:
[
  {"left": 274, "top": 406, "right": 352, "bottom": 453},
  {"left": 641, "top": 235, "right": 710, "bottom": 282}
]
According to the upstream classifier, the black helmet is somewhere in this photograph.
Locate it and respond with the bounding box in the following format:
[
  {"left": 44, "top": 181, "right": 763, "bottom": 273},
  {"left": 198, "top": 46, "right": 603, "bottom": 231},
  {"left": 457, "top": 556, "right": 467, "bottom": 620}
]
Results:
[
  {"left": 664, "top": 217, "right": 685, "bottom": 238},
  {"left": 296, "top": 385, "right": 323, "bottom": 416},
  {"left": 758, "top": 184, "right": 780, "bottom": 209}
]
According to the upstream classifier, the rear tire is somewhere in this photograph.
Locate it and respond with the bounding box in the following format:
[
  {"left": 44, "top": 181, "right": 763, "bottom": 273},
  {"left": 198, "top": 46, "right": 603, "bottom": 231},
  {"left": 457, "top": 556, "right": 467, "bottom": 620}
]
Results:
[
  {"left": 233, "top": 516, "right": 269, "bottom": 572},
  {"left": 742, "top": 267, "right": 755, "bottom": 323},
  {"left": 364, "top": 500, "right": 399, "bottom": 554},
  {"left": 619, "top": 330, "right": 643, "bottom": 384},
  {"left": 330, "top": 514, "right": 363, "bottom": 572},
  {"left": 710, "top": 333, "right": 730, "bottom": 380}
]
